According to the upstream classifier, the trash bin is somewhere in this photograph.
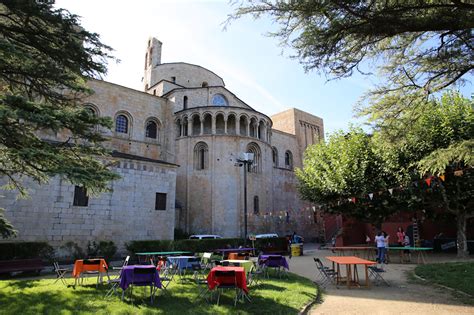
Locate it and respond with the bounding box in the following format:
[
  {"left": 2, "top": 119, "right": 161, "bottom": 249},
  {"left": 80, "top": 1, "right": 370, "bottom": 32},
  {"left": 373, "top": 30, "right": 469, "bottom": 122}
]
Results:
[{"left": 291, "top": 244, "right": 301, "bottom": 257}]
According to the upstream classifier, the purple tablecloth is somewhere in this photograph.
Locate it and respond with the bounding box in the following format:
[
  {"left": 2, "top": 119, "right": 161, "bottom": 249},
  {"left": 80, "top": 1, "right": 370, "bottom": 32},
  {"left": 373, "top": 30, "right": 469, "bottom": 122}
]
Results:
[
  {"left": 258, "top": 254, "right": 289, "bottom": 270},
  {"left": 119, "top": 265, "right": 162, "bottom": 290}
]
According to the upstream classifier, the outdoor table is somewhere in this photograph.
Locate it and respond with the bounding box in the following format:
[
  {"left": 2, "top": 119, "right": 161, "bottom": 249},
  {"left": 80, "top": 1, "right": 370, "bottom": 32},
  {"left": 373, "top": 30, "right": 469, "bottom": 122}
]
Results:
[
  {"left": 326, "top": 256, "right": 376, "bottom": 288},
  {"left": 207, "top": 266, "right": 249, "bottom": 294},
  {"left": 135, "top": 251, "right": 193, "bottom": 264},
  {"left": 119, "top": 265, "right": 162, "bottom": 291},
  {"left": 215, "top": 248, "right": 255, "bottom": 259},
  {"left": 258, "top": 254, "right": 289, "bottom": 270},
  {"left": 222, "top": 259, "right": 254, "bottom": 273},
  {"left": 387, "top": 247, "right": 432, "bottom": 264},
  {"left": 323, "top": 246, "right": 376, "bottom": 260},
  {"left": 72, "top": 258, "right": 109, "bottom": 285},
  {"left": 166, "top": 256, "right": 200, "bottom": 272},
  {"left": 72, "top": 258, "right": 108, "bottom": 278}
]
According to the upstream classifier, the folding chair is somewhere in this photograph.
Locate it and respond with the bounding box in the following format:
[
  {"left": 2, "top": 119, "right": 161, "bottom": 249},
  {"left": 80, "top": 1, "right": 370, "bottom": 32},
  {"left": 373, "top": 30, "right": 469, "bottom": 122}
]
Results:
[
  {"left": 105, "top": 256, "right": 129, "bottom": 298},
  {"left": 123, "top": 267, "right": 157, "bottom": 304},
  {"left": 201, "top": 252, "right": 213, "bottom": 270},
  {"left": 53, "top": 262, "right": 70, "bottom": 285},
  {"left": 214, "top": 270, "right": 239, "bottom": 306},
  {"left": 81, "top": 259, "right": 102, "bottom": 286},
  {"left": 368, "top": 266, "right": 390, "bottom": 286},
  {"left": 313, "top": 258, "right": 338, "bottom": 288},
  {"left": 247, "top": 264, "right": 264, "bottom": 286}
]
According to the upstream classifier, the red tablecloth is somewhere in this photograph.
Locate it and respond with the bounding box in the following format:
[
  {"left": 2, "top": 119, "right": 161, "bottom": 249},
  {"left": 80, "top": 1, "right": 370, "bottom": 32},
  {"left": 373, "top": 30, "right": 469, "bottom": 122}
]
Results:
[
  {"left": 207, "top": 266, "right": 248, "bottom": 293},
  {"left": 72, "top": 259, "right": 108, "bottom": 278}
]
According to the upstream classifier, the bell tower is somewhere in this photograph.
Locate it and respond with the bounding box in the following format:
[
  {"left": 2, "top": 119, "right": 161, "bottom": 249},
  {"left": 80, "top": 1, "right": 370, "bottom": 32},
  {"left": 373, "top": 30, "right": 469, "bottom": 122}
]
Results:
[{"left": 143, "top": 37, "right": 162, "bottom": 91}]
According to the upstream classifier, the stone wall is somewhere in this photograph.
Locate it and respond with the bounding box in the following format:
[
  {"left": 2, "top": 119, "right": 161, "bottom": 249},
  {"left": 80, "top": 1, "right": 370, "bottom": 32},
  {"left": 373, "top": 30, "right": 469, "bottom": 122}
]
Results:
[{"left": 0, "top": 158, "right": 177, "bottom": 254}]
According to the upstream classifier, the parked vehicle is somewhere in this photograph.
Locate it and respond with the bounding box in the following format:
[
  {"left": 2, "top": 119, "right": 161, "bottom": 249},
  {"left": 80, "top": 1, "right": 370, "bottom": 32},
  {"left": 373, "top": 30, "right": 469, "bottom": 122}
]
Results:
[
  {"left": 189, "top": 234, "right": 222, "bottom": 240},
  {"left": 255, "top": 233, "right": 279, "bottom": 239}
]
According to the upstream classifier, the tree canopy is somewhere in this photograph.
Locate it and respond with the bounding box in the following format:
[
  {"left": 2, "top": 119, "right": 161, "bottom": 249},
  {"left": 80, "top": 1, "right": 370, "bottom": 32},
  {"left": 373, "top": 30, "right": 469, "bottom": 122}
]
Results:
[
  {"left": 0, "top": 0, "right": 120, "bottom": 237},
  {"left": 231, "top": 1, "right": 474, "bottom": 123},
  {"left": 297, "top": 92, "right": 474, "bottom": 256}
]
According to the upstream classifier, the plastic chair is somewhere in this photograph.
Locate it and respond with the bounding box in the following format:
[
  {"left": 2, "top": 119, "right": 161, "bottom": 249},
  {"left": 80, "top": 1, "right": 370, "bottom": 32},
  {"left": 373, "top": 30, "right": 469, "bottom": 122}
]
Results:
[
  {"left": 214, "top": 270, "right": 239, "bottom": 306},
  {"left": 123, "top": 267, "right": 157, "bottom": 303}
]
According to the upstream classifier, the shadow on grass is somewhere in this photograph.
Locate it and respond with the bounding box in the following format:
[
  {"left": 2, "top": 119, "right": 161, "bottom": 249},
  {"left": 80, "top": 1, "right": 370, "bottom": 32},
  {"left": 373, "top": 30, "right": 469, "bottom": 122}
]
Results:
[{"left": 0, "top": 275, "right": 315, "bottom": 315}]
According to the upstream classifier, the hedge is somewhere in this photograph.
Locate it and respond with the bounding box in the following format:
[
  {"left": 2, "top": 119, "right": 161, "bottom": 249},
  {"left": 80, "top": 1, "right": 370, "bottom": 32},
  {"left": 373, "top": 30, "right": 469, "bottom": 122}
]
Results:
[
  {"left": 126, "top": 237, "right": 289, "bottom": 255},
  {"left": 0, "top": 242, "right": 54, "bottom": 261}
]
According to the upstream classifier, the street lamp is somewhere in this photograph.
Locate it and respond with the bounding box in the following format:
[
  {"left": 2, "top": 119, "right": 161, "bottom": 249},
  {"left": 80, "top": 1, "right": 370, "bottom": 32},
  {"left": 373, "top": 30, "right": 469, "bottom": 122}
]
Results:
[{"left": 236, "top": 152, "right": 254, "bottom": 244}]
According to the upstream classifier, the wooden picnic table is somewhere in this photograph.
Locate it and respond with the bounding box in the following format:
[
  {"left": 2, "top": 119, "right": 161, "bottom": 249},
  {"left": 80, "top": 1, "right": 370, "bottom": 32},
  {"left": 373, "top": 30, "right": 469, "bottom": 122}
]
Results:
[{"left": 326, "top": 256, "right": 376, "bottom": 289}]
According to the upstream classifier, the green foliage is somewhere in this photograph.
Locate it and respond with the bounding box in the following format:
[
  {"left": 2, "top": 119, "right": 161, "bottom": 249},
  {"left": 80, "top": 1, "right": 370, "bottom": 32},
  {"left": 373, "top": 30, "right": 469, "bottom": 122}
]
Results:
[
  {"left": 86, "top": 240, "right": 117, "bottom": 260},
  {"left": 0, "top": 242, "right": 53, "bottom": 261},
  {"left": 0, "top": 273, "right": 316, "bottom": 314},
  {"left": 231, "top": 1, "right": 473, "bottom": 124},
  {"left": 0, "top": 208, "right": 16, "bottom": 239},
  {"left": 0, "top": 0, "right": 120, "bottom": 238},
  {"left": 60, "top": 241, "right": 85, "bottom": 261},
  {"left": 126, "top": 237, "right": 289, "bottom": 255},
  {"left": 296, "top": 127, "right": 409, "bottom": 223}
]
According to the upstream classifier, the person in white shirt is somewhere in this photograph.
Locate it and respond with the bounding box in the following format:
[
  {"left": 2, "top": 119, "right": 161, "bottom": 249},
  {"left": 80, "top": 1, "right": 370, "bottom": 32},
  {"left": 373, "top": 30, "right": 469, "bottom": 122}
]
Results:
[{"left": 375, "top": 231, "right": 386, "bottom": 264}]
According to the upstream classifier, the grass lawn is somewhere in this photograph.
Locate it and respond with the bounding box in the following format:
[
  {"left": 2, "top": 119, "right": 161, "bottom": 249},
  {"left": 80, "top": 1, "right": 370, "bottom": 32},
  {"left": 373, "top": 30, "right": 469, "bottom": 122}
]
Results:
[
  {"left": 415, "top": 262, "right": 474, "bottom": 296},
  {"left": 0, "top": 272, "right": 316, "bottom": 315}
]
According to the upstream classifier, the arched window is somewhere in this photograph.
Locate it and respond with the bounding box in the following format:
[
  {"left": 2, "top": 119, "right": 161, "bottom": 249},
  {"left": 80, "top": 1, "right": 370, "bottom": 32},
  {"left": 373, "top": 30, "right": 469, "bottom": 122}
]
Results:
[
  {"left": 272, "top": 147, "right": 278, "bottom": 167},
  {"left": 202, "top": 81, "right": 208, "bottom": 87},
  {"left": 183, "top": 96, "right": 188, "bottom": 109},
  {"left": 246, "top": 142, "right": 261, "bottom": 173},
  {"left": 253, "top": 196, "right": 259, "bottom": 214},
  {"left": 285, "top": 150, "right": 293, "bottom": 169},
  {"left": 115, "top": 115, "right": 129, "bottom": 134},
  {"left": 145, "top": 120, "right": 157, "bottom": 139},
  {"left": 211, "top": 94, "right": 228, "bottom": 106},
  {"left": 194, "top": 142, "right": 209, "bottom": 170}
]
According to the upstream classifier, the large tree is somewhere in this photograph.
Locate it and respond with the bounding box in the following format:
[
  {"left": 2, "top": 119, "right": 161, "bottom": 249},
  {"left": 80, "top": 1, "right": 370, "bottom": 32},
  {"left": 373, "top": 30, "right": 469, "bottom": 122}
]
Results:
[
  {"left": 296, "top": 127, "right": 418, "bottom": 225},
  {"left": 231, "top": 1, "right": 474, "bottom": 124},
  {"left": 0, "top": 0, "right": 119, "bottom": 237},
  {"left": 298, "top": 92, "right": 473, "bottom": 256}
]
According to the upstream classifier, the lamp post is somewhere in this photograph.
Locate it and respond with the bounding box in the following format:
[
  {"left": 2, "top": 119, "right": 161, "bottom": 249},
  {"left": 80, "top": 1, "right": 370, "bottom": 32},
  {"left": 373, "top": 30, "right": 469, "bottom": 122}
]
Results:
[{"left": 236, "top": 153, "right": 254, "bottom": 244}]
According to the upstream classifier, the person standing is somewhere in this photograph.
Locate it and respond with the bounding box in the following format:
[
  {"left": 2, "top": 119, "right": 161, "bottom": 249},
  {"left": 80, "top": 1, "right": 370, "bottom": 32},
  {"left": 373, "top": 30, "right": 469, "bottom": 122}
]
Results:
[
  {"left": 375, "top": 231, "right": 386, "bottom": 265},
  {"left": 383, "top": 231, "right": 390, "bottom": 264},
  {"left": 396, "top": 227, "right": 405, "bottom": 246}
]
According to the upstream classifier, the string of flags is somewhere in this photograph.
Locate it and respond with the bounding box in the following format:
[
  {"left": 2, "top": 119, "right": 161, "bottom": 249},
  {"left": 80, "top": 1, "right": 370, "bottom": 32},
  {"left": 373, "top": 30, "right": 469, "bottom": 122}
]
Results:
[{"left": 326, "top": 166, "right": 471, "bottom": 207}]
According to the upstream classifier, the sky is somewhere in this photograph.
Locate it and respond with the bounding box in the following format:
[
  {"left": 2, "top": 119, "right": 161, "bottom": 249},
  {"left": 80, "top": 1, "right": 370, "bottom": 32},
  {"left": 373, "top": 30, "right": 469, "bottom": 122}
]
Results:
[{"left": 55, "top": 0, "right": 472, "bottom": 136}]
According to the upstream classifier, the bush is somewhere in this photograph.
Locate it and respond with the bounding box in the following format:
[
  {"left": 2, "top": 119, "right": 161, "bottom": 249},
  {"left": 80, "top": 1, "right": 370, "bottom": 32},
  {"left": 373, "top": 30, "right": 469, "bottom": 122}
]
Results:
[
  {"left": 60, "top": 241, "right": 85, "bottom": 261},
  {"left": 0, "top": 242, "right": 54, "bottom": 261},
  {"left": 126, "top": 237, "right": 289, "bottom": 255},
  {"left": 97, "top": 241, "right": 117, "bottom": 262}
]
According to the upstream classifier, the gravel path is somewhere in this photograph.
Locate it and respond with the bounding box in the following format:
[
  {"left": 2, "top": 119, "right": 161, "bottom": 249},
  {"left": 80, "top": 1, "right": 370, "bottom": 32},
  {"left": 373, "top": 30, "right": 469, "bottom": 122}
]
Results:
[{"left": 289, "top": 246, "right": 474, "bottom": 315}]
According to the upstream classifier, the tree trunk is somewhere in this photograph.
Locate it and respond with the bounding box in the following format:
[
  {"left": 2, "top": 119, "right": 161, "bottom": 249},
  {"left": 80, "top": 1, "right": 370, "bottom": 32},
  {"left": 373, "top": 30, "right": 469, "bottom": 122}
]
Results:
[{"left": 456, "top": 212, "right": 468, "bottom": 258}]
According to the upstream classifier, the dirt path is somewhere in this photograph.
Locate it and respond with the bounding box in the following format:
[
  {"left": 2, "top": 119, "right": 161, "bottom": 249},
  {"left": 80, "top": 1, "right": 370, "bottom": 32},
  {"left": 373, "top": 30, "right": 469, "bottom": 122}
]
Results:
[{"left": 289, "top": 246, "right": 474, "bottom": 315}]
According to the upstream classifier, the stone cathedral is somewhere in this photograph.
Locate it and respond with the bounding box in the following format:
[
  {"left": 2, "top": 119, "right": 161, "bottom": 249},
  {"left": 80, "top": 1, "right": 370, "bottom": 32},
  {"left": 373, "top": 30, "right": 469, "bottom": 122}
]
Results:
[{"left": 1, "top": 38, "right": 325, "bottom": 252}]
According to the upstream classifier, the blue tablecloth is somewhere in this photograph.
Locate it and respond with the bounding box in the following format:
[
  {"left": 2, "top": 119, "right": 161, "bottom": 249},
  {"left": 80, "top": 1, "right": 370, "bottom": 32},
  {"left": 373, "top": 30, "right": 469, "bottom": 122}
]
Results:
[
  {"left": 119, "top": 265, "right": 162, "bottom": 290},
  {"left": 167, "top": 256, "right": 200, "bottom": 271}
]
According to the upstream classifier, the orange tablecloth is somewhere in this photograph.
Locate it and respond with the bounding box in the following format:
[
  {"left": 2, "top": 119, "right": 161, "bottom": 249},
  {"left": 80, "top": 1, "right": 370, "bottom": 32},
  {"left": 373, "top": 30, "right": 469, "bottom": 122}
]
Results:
[
  {"left": 72, "top": 259, "right": 108, "bottom": 278},
  {"left": 227, "top": 253, "right": 248, "bottom": 260},
  {"left": 326, "top": 256, "right": 375, "bottom": 288},
  {"left": 207, "top": 266, "right": 248, "bottom": 293}
]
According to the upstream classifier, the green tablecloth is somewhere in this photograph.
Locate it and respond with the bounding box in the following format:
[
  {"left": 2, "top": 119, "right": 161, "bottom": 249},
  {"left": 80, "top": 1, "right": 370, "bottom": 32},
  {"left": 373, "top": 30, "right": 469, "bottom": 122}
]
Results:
[{"left": 388, "top": 247, "right": 433, "bottom": 251}]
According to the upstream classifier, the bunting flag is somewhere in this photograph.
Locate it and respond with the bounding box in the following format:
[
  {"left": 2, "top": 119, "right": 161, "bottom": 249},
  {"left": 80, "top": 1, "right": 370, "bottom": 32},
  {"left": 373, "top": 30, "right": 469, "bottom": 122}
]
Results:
[
  {"left": 351, "top": 197, "right": 356, "bottom": 203},
  {"left": 439, "top": 174, "right": 445, "bottom": 181},
  {"left": 425, "top": 177, "right": 432, "bottom": 187},
  {"left": 368, "top": 193, "right": 374, "bottom": 200},
  {"left": 388, "top": 188, "right": 394, "bottom": 195},
  {"left": 454, "top": 170, "right": 464, "bottom": 176}
]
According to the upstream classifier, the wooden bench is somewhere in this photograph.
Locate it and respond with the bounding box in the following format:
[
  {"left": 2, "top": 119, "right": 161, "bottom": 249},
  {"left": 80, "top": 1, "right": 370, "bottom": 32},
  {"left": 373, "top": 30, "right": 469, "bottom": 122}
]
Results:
[{"left": 0, "top": 258, "right": 45, "bottom": 275}]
